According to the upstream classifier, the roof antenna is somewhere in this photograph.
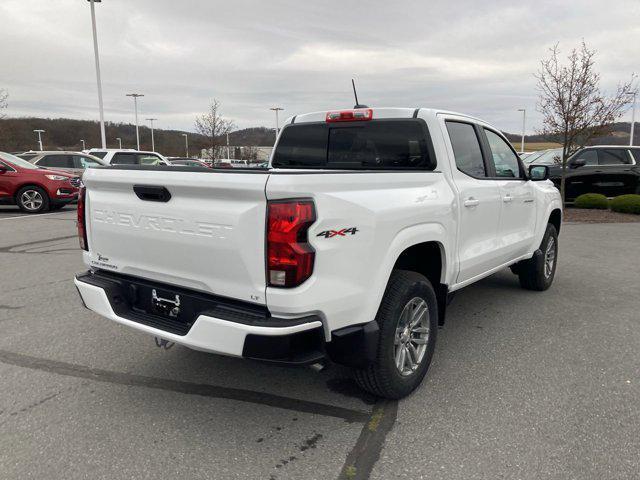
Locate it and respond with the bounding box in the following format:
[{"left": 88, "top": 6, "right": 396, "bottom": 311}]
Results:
[{"left": 352, "top": 79, "right": 368, "bottom": 109}]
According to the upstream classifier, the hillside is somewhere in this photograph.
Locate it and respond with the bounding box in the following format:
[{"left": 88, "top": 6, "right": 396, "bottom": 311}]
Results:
[
  {"left": 0, "top": 117, "right": 276, "bottom": 156},
  {"left": 0, "top": 117, "right": 636, "bottom": 156}
]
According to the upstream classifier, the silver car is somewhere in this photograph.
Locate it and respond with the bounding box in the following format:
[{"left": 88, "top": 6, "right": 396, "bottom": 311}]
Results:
[{"left": 18, "top": 151, "right": 107, "bottom": 176}]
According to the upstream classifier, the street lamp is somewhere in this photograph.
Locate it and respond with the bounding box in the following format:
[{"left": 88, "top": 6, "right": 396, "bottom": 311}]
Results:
[
  {"left": 182, "top": 133, "right": 189, "bottom": 157},
  {"left": 116, "top": 137, "right": 122, "bottom": 148},
  {"left": 126, "top": 93, "right": 144, "bottom": 150},
  {"left": 517, "top": 108, "right": 526, "bottom": 154},
  {"left": 80, "top": 139, "right": 86, "bottom": 150},
  {"left": 146, "top": 118, "right": 157, "bottom": 151},
  {"left": 33, "top": 130, "right": 45, "bottom": 151},
  {"left": 626, "top": 92, "right": 636, "bottom": 146},
  {"left": 270, "top": 107, "right": 284, "bottom": 140},
  {"left": 87, "top": 0, "right": 106, "bottom": 149}
]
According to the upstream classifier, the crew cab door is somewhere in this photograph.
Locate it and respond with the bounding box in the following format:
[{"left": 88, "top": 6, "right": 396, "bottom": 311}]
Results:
[
  {"left": 565, "top": 149, "right": 599, "bottom": 199},
  {"left": 480, "top": 128, "right": 536, "bottom": 261},
  {"left": 442, "top": 119, "right": 502, "bottom": 283},
  {"left": 593, "top": 148, "right": 636, "bottom": 196}
]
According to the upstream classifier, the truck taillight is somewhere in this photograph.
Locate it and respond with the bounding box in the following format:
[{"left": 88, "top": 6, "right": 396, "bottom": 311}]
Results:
[
  {"left": 267, "top": 199, "right": 316, "bottom": 288},
  {"left": 77, "top": 186, "right": 88, "bottom": 251},
  {"left": 326, "top": 108, "right": 373, "bottom": 122}
]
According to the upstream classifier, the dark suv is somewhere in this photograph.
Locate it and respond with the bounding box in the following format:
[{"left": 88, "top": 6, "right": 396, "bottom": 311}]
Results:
[{"left": 547, "top": 146, "right": 640, "bottom": 200}]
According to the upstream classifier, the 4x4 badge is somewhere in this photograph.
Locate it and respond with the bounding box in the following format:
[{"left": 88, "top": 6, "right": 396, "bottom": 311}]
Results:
[{"left": 316, "top": 227, "right": 359, "bottom": 238}]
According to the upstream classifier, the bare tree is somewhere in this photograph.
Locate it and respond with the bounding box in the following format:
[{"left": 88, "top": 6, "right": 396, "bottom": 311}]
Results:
[
  {"left": 0, "top": 89, "right": 7, "bottom": 120},
  {"left": 536, "top": 41, "right": 636, "bottom": 202},
  {"left": 194, "top": 99, "right": 235, "bottom": 159}
]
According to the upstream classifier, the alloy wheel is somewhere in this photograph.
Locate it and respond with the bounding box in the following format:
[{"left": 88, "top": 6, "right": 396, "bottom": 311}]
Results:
[{"left": 394, "top": 297, "right": 430, "bottom": 376}]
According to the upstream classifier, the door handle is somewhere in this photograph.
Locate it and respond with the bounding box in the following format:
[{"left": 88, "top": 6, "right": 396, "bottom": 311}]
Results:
[
  {"left": 464, "top": 198, "right": 480, "bottom": 207},
  {"left": 502, "top": 194, "right": 513, "bottom": 203}
]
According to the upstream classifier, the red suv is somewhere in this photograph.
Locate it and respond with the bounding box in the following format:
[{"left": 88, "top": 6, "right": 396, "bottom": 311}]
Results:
[{"left": 0, "top": 152, "right": 80, "bottom": 213}]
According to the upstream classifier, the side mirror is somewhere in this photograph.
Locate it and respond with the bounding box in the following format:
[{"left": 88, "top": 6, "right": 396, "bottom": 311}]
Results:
[
  {"left": 570, "top": 158, "right": 586, "bottom": 169},
  {"left": 529, "top": 165, "right": 549, "bottom": 181}
]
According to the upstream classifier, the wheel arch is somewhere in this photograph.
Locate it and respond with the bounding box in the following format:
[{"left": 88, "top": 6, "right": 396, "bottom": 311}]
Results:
[
  {"left": 549, "top": 208, "right": 562, "bottom": 234},
  {"left": 14, "top": 182, "right": 49, "bottom": 201}
]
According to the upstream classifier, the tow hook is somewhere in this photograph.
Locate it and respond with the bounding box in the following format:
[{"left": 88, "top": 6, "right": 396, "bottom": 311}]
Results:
[{"left": 154, "top": 337, "right": 175, "bottom": 350}]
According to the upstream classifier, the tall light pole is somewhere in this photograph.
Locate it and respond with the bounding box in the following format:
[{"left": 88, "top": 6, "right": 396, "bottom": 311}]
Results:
[
  {"left": 87, "top": 0, "right": 106, "bottom": 149},
  {"left": 627, "top": 92, "right": 636, "bottom": 146},
  {"left": 126, "top": 93, "right": 144, "bottom": 150},
  {"left": 116, "top": 137, "right": 122, "bottom": 148},
  {"left": 146, "top": 118, "right": 157, "bottom": 151},
  {"left": 80, "top": 139, "right": 86, "bottom": 150},
  {"left": 517, "top": 108, "right": 526, "bottom": 154},
  {"left": 270, "top": 107, "right": 284, "bottom": 140},
  {"left": 182, "top": 133, "right": 189, "bottom": 157},
  {"left": 33, "top": 130, "right": 45, "bottom": 151}
]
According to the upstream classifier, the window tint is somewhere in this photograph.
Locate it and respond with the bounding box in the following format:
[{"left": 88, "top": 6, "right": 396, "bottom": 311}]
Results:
[
  {"left": 445, "top": 122, "right": 486, "bottom": 177},
  {"left": 598, "top": 149, "right": 631, "bottom": 165},
  {"left": 572, "top": 149, "right": 598, "bottom": 166},
  {"left": 272, "top": 120, "right": 434, "bottom": 170},
  {"left": 111, "top": 153, "right": 138, "bottom": 165},
  {"left": 38, "top": 155, "right": 74, "bottom": 168},
  {"left": 484, "top": 129, "right": 521, "bottom": 178},
  {"left": 631, "top": 149, "right": 640, "bottom": 163},
  {"left": 74, "top": 155, "right": 102, "bottom": 168},
  {"left": 91, "top": 151, "right": 107, "bottom": 159}
]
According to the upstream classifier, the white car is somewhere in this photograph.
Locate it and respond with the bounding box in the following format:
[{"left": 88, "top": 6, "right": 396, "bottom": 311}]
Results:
[
  {"left": 88, "top": 149, "right": 171, "bottom": 166},
  {"left": 75, "top": 107, "right": 562, "bottom": 399}
]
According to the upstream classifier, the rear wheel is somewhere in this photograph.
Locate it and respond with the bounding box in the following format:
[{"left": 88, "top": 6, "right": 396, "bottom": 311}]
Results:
[
  {"left": 517, "top": 223, "right": 558, "bottom": 291},
  {"left": 16, "top": 186, "right": 50, "bottom": 213},
  {"left": 354, "top": 270, "right": 438, "bottom": 399}
]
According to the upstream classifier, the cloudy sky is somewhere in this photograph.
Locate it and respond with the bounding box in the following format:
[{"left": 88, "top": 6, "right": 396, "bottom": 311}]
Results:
[{"left": 0, "top": 0, "right": 638, "bottom": 135}]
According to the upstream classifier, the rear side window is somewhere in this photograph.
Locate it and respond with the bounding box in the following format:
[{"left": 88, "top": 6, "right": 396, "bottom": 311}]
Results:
[
  {"left": 446, "top": 121, "right": 486, "bottom": 177},
  {"left": 91, "top": 151, "right": 107, "bottom": 159},
  {"left": 111, "top": 153, "right": 137, "bottom": 165},
  {"left": 38, "top": 155, "right": 74, "bottom": 168},
  {"left": 272, "top": 120, "right": 434, "bottom": 170},
  {"left": 631, "top": 149, "right": 640, "bottom": 163},
  {"left": 598, "top": 149, "right": 631, "bottom": 165}
]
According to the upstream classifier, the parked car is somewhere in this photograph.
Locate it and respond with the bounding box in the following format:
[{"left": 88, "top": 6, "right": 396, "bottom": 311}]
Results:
[
  {"left": 522, "top": 148, "right": 563, "bottom": 165},
  {"left": 87, "top": 149, "right": 171, "bottom": 166},
  {"left": 167, "top": 158, "right": 212, "bottom": 168},
  {"left": 547, "top": 146, "right": 640, "bottom": 200},
  {"left": 19, "top": 151, "right": 106, "bottom": 176},
  {"left": 0, "top": 152, "right": 80, "bottom": 213},
  {"left": 74, "top": 107, "right": 562, "bottom": 399}
]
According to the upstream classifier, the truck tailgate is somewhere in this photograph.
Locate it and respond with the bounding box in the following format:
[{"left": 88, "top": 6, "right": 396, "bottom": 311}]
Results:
[{"left": 82, "top": 168, "right": 268, "bottom": 305}]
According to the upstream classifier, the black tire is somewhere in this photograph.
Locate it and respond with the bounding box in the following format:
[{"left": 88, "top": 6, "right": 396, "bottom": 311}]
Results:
[
  {"left": 15, "top": 185, "right": 50, "bottom": 213},
  {"left": 517, "top": 223, "right": 558, "bottom": 291},
  {"left": 354, "top": 270, "right": 438, "bottom": 399}
]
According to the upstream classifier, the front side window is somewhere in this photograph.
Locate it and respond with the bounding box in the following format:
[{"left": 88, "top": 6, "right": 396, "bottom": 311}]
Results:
[
  {"left": 598, "top": 149, "right": 631, "bottom": 165},
  {"left": 75, "top": 156, "right": 102, "bottom": 168},
  {"left": 445, "top": 121, "right": 486, "bottom": 177},
  {"left": 111, "top": 153, "right": 137, "bottom": 165},
  {"left": 484, "top": 129, "right": 521, "bottom": 178},
  {"left": 272, "top": 120, "right": 434, "bottom": 170},
  {"left": 38, "top": 155, "right": 74, "bottom": 168},
  {"left": 138, "top": 154, "right": 164, "bottom": 165},
  {"left": 572, "top": 149, "right": 598, "bottom": 166}
]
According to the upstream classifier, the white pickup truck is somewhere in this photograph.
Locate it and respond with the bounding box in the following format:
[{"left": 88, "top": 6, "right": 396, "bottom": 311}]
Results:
[{"left": 74, "top": 107, "right": 562, "bottom": 399}]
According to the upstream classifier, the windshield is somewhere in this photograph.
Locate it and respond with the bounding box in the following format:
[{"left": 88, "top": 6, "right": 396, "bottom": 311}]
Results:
[
  {"left": 531, "top": 148, "right": 562, "bottom": 165},
  {"left": 272, "top": 120, "right": 435, "bottom": 170},
  {"left": 91, "top": 151, "right": 108, "bottom": 159},
  {"left": 0, "top": 152, "right": 40, "bottom": 169}
]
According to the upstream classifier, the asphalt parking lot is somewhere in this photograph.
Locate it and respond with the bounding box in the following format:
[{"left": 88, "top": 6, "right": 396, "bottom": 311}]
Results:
[{"left": 1, "top": 205, "right": 639, "bottom": 480}]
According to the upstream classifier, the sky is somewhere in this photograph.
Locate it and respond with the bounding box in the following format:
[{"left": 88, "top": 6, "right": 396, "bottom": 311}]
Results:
[{"left": 0, "top": 0, "right": 638, "bottom": 135}]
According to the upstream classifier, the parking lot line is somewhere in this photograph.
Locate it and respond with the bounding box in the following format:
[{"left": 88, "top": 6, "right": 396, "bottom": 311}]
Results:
[
  {"left": 0, "top": 211, "right": 75, "bottom": 221},
  {"left": 0, "top": 349, "right": 371, "bottom": 424}
]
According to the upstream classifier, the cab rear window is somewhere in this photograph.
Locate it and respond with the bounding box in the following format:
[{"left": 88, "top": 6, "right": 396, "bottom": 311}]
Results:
[{"left": 272, "top": 120, "right": 435, "bottom": 170}]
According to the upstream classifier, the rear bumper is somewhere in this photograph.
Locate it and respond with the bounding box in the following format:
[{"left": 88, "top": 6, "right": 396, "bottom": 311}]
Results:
[{"left": 74, "top": 270, "right": 324, "bottom": 364}]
